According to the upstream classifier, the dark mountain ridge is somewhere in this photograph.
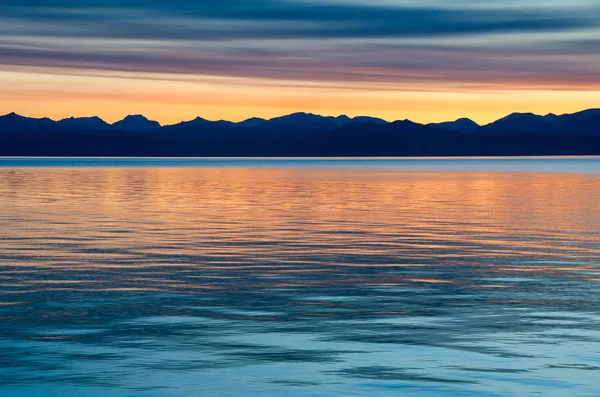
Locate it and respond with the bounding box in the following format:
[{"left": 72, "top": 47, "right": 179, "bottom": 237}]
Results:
[
  {"left": 0, "top": 108, "right": 598, "bottom": 156},
  {"left": 479, "top": 109, "right": 600, "bottom": 136}
]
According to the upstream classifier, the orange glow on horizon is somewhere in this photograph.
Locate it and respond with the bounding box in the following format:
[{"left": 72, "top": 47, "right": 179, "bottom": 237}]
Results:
[{"left": 1, "top": 68, "right": 600, "bottom": 125}]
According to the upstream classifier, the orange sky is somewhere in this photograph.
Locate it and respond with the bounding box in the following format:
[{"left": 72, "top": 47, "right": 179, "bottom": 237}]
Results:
[{"left": 2, "top": 67, "right": 599, "bottom": 126}]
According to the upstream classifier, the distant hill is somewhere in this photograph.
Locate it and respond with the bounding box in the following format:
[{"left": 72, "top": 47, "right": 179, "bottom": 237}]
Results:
[
  {"left": 0, "top": 112, "right": 56, "bottom": 132},
  {"left": 0, "top": 109, "right": 599, "bottom": 156},
  {"left": 57, "top": 116, "right": 111, "bottom": 131},
  {"left": 235, "top": 117, "right": 267, "bottom": 128},
  {"left": 478, "top": 109, "right": 600, "bottom": 136},
  {"left": 112, "top": 115, "right": 161, "bottom": 131},
  {"left": 428, "top": 118, "right": 480, "bottom": 133}
]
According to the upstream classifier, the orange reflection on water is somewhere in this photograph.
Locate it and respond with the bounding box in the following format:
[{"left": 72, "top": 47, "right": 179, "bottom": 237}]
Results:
[{"left": 0, "top": 164, "right": 599, "bottom": 296}]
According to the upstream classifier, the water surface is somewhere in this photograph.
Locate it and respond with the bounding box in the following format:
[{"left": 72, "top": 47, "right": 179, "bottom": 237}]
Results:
[{"left": 0, "top": 157, "right": 599, "bottom": 396}]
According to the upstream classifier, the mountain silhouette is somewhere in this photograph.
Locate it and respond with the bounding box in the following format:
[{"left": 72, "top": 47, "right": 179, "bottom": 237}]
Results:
[
  {"left": 247, "top": 113, "right": 388, "bottom": 130},
  {"left": 351, "top": 116, "right": 388, "bottom": 125},
  {"left": 166, "top": 117, "right": 211, "bottom": 129},
  {"left": 236, "top": 117, "right": 268, "bottom": 128},
  {"left": 0, "top": 112, "right": 55, "bottom": 132},
  {"left": 428, "top": 118, "right": 480, "bottom": 133},
  {"left": 58, "top": 116, "right": 111, "bottom": 130},
  {"left": 0, "top": 109, "right": 599, "bottom": 156},
  {"left": 479, "top": 109, "right": 600, "bottom": 135},
  {"left": 262, "top": 112, "right": 349, "bottom": 130},
  {"left": 112, "top": 115, "right": 161, "bottom": 131}
]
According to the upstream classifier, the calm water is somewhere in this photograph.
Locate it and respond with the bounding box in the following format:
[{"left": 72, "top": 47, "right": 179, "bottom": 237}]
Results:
[{"left": 0, "top": 157, "right": 599, "bottom": 397}]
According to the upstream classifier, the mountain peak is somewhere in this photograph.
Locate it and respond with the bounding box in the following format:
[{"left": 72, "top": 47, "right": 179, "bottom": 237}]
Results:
[
  {"left": 113, "top": 114, "right": 161, "bottom": 131},
  {"left": 163, "top": 116, "right": 214, "bottom": 129},
  {"left": 428, "top": 118, "right": 479, "bottom": 133},
  {"left": 392, "top": 119, "right": 416, "bottom": 125},
  {"left": 242, "top": 117, "right": 265, "bottom": 122},
  {"left": 351, "top": 116, "right": 388, "bottom": 125},
  {"left": 122, "top": 114, "right": 150, "bottom": 121},
  {"left": 280, "top": 112, "right": 317, "bottom": 119},
  {"left": 0, "top": 112, "right": 56, "bottom": 132},
  {"left": 574, "top": 108, "right": 600, "bottom": 116},
  {"left": 265, "top": 112, "right": 335, "bottom": 129},
  {"left": 236, "top": 117, "right": 267, "bottom": 128},
  {"left": 500, "top": 112, "right": 539, "bottom": 121},
  {"left": 182, "top": 116, "right": 209, "bottom": 124},
  {"left": 4, "top": 112, "right": 24, "bottom": 119},
  {"left": 57, "top": 116, "right": 110, "bottom": 130}
]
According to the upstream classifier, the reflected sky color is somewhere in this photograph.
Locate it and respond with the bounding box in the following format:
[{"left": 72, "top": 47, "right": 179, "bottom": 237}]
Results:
[
  {"left": 0, "top": 158, "right": 599, "bottom": 396},
  {"left": 1, "top": 1, "right": 600, "bottom": 124}
]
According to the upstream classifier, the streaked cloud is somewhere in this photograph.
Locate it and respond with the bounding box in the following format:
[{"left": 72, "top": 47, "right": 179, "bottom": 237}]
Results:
[
  {"left": 1, "top": 1, "right": 596, "bottom": 40},
  {"left": 1, "top": 1, "right": 599, "bottom": 86}
]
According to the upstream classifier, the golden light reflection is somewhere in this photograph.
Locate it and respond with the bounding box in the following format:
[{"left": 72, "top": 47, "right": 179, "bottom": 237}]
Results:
[{"left": 0, "top": 166, "right": 599, "bottom": 300}]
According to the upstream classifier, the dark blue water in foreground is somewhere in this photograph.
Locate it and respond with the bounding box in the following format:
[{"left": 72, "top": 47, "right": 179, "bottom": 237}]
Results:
[{"left": 0, "top": 157, "right": 599, "bottom": 396}]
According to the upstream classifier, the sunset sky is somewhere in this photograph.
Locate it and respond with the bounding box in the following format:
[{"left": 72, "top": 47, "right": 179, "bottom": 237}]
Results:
[{"left": 1, "top": 0, "right": 599, "bottom": 125}]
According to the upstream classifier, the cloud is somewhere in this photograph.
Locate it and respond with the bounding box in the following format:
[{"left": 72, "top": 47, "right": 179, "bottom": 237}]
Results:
[
  {"left": 0, "top": 0, "right": 599, "bottom": 88},
  {"left": 1, "top": 1, "right": 596, "bottom": 40}
]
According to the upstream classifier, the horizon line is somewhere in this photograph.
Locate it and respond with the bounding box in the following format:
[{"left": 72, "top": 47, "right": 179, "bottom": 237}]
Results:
[{"left": 3, "top": 107, "right": 600, "bottom": 128}]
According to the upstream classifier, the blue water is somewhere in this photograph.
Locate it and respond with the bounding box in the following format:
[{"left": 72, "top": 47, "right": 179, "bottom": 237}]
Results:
[
  {"left": 1, "top": 156, "right": 600, "bottom": 174},
  {"left": 0, "top": 157, "right": 599, "bottom": 396}
]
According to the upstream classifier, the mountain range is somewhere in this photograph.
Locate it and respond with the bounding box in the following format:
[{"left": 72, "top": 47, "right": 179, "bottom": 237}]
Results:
[{"left": 0, "top": 109, "right": 599, "bottom": 156}]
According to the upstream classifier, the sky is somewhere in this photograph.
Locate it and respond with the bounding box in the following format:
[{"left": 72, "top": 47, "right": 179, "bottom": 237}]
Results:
[{"left": 1, "top": 0, "right": 599, "bottom": 125}]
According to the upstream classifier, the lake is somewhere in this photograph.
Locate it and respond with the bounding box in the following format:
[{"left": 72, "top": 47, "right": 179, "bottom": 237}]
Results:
[{"left": 0, "top": 157, "right": 599, "bottom": 396}]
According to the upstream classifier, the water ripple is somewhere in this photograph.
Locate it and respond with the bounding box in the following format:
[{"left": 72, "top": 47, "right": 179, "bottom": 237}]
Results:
[{"left": 0, "top": 159, "right": 599, "bottom": 396}]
